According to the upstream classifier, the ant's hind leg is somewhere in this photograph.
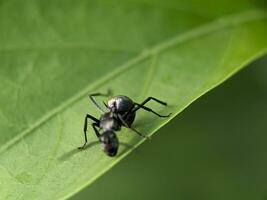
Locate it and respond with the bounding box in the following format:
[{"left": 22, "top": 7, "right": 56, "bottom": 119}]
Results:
[
  {"left": 129, "top": 126, "right": 151, "bottom": 140},
  {"left": 78, "top": 114, "right": 100, "bottom": 150},
  {"left": 118, "top": 114, "right": 150, "bottom": 140}
]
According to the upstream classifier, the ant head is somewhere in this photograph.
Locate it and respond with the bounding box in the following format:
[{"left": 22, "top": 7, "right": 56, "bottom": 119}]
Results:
[
  {"left": 99, "top": 130, "right": 119, "bottom": 157},
  {"left": 107, "top": 96, "right": 134, "bottom": 114}
]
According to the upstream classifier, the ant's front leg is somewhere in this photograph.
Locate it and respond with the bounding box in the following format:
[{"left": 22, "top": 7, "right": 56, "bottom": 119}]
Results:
[
  {"left": 133, "top": 103, "right": 171, "bottom": 118},
  {"left": 78, "top": 114, "right": 100, "bottom": 150},
  {"left": 130, "top": 97, "right": 171, "bottom": 118}
]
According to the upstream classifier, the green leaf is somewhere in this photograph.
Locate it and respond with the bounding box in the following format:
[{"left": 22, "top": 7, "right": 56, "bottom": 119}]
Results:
[
  {"left": 71, "top": 56, "right": 267, "bottom": 200},
  {"left": 0, "top": 0, "right": 266, "bottom": 199}
]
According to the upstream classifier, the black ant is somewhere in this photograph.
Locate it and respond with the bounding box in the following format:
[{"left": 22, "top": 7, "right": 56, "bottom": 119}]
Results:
[{"left": 78, "top": 90, "right": 171, "bottom": 157}]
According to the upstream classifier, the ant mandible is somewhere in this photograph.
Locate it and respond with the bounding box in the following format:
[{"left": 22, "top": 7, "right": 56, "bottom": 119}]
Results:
[{"left": 78, "top": 90, "right": 171, "bottom": 157}]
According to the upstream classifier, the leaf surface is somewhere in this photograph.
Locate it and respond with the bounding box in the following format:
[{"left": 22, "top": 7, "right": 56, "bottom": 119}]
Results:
[{"left": 0, "top": 0, "right": 266, "bottom": 199}]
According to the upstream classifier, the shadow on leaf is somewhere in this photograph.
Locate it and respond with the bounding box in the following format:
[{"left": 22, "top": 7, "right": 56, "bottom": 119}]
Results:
[{"left": 59, "top": 141, "right": 134, "bottom": 161}]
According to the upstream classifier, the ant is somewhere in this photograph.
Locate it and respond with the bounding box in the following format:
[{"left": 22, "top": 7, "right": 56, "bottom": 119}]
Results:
[{"left": 78, "top": 90, "right": 171, "bottom": 157}]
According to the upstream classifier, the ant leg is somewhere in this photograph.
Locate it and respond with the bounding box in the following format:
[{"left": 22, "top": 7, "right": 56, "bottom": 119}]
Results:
[
  {"left": 118, "top": 114, "right": 150, "bottom": 140},
  {"left": 133, "top": 103, "right": 171, "bottom": 118},
  {"left": 126, "top": 97, "right": 171, "bottom": 118},
  {"left": 89, "top": 89, "right": 113, "bottom": 113},
  {"left": 92, "top": 123, "right": 100, "bottom": 138},
  {"left": 130, "top": 126, "right": 151, "bottom": 140},
  {"left": 139, "top": 97, "right": 168, "bottom": 106},
  {"left": 78, "top": 114, "right": 100, "bottom": 150}
]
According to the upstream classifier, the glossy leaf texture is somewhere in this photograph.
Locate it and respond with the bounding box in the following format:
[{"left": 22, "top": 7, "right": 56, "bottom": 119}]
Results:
[{"left": 0, "top": 0, "right": 266, "bottom": 199}]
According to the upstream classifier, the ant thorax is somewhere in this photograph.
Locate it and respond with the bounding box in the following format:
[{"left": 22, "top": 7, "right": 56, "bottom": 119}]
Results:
[{"left": 99, "top": 112, "right": 121, "bottom": 131}]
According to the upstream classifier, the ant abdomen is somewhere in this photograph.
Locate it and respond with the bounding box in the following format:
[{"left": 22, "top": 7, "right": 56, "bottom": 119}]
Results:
[{"left": 99, "top": 131, "right": 119, "bottom": 157}]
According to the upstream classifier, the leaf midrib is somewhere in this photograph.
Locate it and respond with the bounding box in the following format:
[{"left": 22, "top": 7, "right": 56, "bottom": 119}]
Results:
[{"left": 1, "top": 8, "right": 266, "bottom": 155}]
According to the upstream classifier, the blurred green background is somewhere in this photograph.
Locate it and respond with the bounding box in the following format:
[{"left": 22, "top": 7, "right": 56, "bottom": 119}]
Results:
[{"left": 71, "top": 55, "right": 267, "bottom": 200}]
